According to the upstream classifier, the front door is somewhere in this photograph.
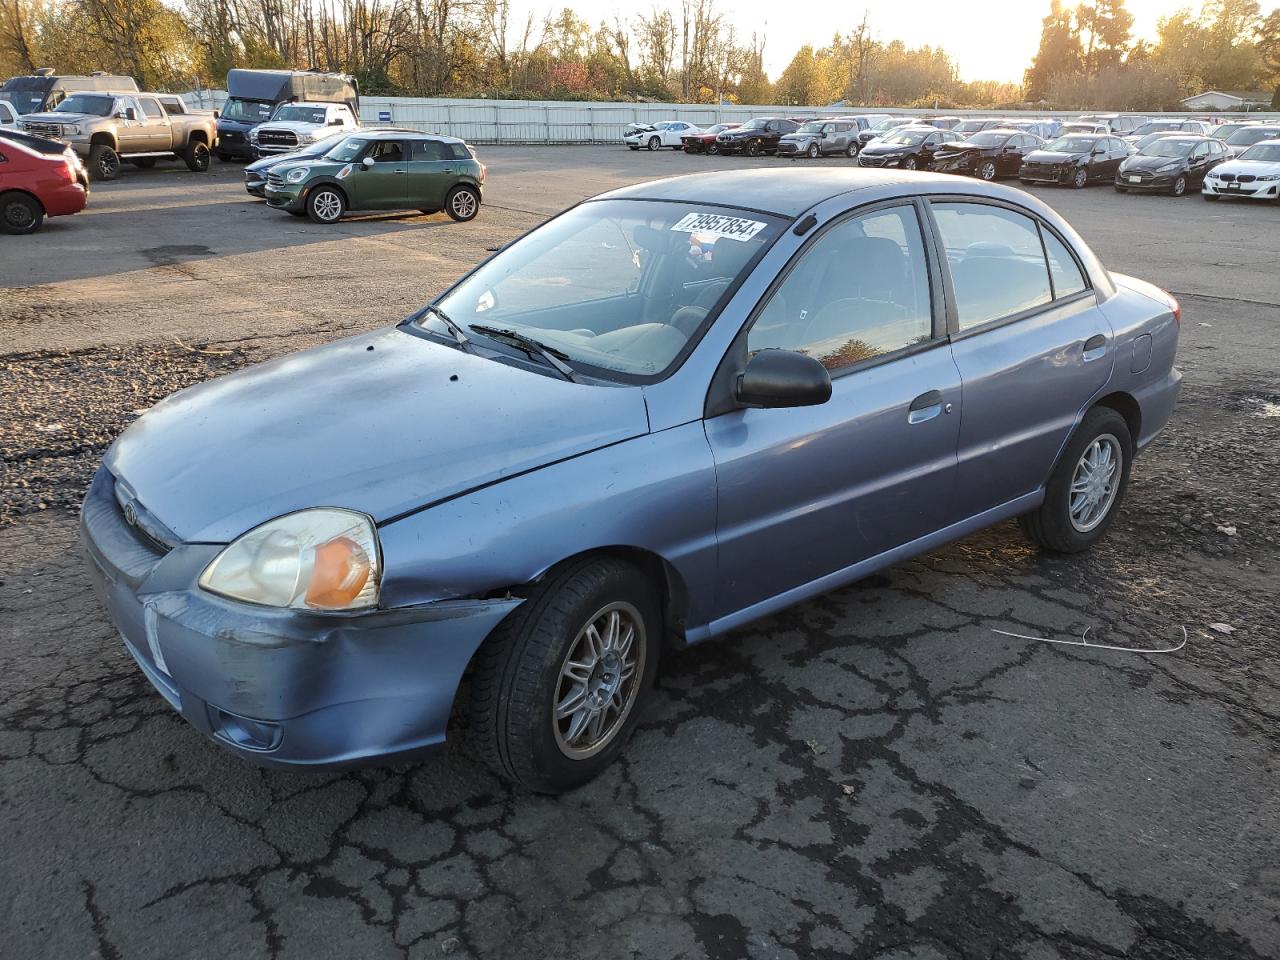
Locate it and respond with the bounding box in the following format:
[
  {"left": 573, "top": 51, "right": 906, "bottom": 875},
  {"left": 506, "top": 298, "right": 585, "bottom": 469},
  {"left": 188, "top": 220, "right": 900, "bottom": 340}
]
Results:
[
  {"left": 351, "top": 139, "right": 406, "bottom": 210},
  {"left": 705, "top": 202, "right": 961, "bottom": 618},
  {"left": 404, "top": 139, "right": 457, "bottom": 211},
  {"left": 929, "top": 199, "right": 1114, "bottom": 518},
  {"left": 136, "top": 97, "right": 170, "bottom": 151}
]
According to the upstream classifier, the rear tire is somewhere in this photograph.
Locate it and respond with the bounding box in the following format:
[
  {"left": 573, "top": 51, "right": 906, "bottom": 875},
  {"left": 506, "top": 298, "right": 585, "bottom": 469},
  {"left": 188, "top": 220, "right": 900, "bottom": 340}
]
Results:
[
  {"left": 445, "top": 184, "right": 480, "bottom": 221},
  {"left": 1019, "top": 406, "right": 1133, "bottom": 553},
  {"left": 470, "top": 557, "right": 661, "bottom": 793},
  {"left": 88, "top": 144, "right": 119, "bottom": 182},
  {"left": 0, "top": 191, "right": 44, "bottom": 235},
  {"left": 183, "top": 142, "right": 211, "bottom": 173}
]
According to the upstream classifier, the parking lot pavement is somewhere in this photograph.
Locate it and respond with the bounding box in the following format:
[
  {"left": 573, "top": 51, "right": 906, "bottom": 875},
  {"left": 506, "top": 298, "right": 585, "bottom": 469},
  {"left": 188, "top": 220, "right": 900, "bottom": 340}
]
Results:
[{"left": 2, "top": 148, "right": 1278, "bottom": 959}]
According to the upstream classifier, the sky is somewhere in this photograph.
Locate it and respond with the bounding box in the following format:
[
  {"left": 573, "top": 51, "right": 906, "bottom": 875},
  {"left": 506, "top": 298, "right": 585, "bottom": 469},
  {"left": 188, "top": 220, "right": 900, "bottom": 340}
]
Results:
[{"left": 511, "top": 0, "right": 1280, "bottom": 84}]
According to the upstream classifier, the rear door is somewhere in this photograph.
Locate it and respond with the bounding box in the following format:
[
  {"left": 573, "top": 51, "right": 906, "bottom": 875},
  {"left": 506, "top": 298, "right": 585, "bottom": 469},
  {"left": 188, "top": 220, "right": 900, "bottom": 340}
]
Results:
[
  {"left": 705, "top": 201, "right": 962, "bottom": 617},
  {"left": 929, "top": 199, "right": 1113, "bottom": 518},
  {"left": 403, "top": 138, "right": 455, "bottom": 211}
]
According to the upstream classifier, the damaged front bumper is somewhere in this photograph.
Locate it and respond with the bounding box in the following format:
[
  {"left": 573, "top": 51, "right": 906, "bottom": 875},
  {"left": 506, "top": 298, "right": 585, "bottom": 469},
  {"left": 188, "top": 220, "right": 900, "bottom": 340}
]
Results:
[{"left": 80, "top": 468, "right": 521, "bottom": 768}]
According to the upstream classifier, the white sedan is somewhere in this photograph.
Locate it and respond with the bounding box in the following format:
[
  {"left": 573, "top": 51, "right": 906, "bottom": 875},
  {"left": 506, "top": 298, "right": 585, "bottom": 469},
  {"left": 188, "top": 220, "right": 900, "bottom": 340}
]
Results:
[
  {"left": 1202, "top": 139, "right": 1280, "bottom": 203},
  {"left": 624, "top": 120, "right": 701, "bottom": 151}
]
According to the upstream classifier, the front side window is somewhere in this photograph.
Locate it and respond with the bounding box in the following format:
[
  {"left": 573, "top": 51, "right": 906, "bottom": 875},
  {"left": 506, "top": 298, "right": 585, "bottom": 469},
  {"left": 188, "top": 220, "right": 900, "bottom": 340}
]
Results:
[
  {"left": 931, "top": 202, "right": 1053, "bottom": 329},
  {"left": 141, "top": 98, "right": 164, "bottom": 119},
  {"left": 747, "top": 205, "right": 933, "bottom": 371},
  {"left": 369, "top": 140, "right": 404, "bottom": 162},
  {"left": 428, "top": 200, "right": 784, "bottom": 380}
]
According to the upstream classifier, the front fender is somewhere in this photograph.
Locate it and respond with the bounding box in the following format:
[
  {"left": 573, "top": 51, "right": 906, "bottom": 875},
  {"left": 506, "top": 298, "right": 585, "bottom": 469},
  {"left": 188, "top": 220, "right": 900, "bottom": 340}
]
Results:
[{"left": 377, "top": 421, "right": 719, "bottom": 632}]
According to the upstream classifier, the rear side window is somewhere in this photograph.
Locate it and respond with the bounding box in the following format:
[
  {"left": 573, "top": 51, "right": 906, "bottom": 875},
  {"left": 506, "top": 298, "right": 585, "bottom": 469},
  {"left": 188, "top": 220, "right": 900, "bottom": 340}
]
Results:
[
  {"left": 411, "top": 139, "right": 449, "bottom": 161},
  {"left": 931, "top": 202, "right": 1053, "bottom": 329},
  {"left": 1041, "top": 230, "right": 1088, "bottom": 299}
]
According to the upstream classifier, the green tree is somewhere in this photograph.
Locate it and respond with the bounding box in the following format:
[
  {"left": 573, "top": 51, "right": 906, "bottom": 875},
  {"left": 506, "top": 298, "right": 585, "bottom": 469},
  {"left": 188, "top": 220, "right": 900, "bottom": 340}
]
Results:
[{"left": 1024, "top": 1, "right": 1082, "bottom": 100}]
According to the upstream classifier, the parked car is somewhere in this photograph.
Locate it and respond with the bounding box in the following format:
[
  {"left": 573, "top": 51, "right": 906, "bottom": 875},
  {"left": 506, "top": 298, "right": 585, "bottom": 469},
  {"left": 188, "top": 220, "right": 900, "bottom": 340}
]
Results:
[
  {"left": 856, "top": 117, "right": 913, "bottom": 148},
  {"left": 1122, "top": 119, "right": 1211, "bottom": 146},
  {"left": 0, "top": 128, "right": 89, "bottom": 192},
  {"left": 1202, "top": 139, "right": 1280, "bottom": 202},
  {"left": 81, "top": 168, "right": 1181, "bottom": 791},
  {"left": 1114, "top": 135, "right": 1229, "bottom": 196},
  {"left": 680, "top": 123, "right": 739, "bottom": 154},
  {"left": 1005, "top": 119, "right": 1060, "bottom": 140},
  {"left": 1209, "top": 120, "right": 1262, "bottom": 141},
  {"left": 243, "top": 136, "right": 345, "bottom": 198},
  {"left": 932, "top": 130, "right": 1043, "bottom": 181},
  {"left": 1020, "top": 133, "right": 1130, "bottom": 188},
  {"left": 1221, "top": 124, "right": 1280, "bottom": 157},
  {"left": 922, "top": 116, "right": 963, "bottom": 130},
  {"left": 263, "top": 130, "right": 483, "bottom": 223},
  {"left": 776, "top": 119, "right": 861, "bottom": 158},
  {"left": 1077, "top": 113, "right": 1147, "bottom": 135},
  {"left": 1059, "top": 122, "right": 1110, "bottom": 136},
  {"left": 0, "top": 134, "right": 87, "bottom": 234},
  {"left": 1128, "top": 131, "right": 1188, "bottom": 154},
  {"left": 857, "top": 126, "right": 962, "bottom": 169},
  {"left": 19, "top": 90, "right": 217, "bottom": 180},
  {"left": 0, "top": 99, "right": 18, "bottom": 128},
  {"left": 715, "top": 117, "right": 801, "bottom": 155},
  {"left": 0, "top": 70, "right": 137, "bottom": 116},
  {"left": 951, "top": 118, "right": 1006, "bottom": 135},
  {"left": 249, "top": 101, "right": 359, "bottom": 157},
  {"left": 217, "top": 68, "right": 359, "bottom": 161},
  {"left": 623, "top": 121, "right": 701, "bottom": 151}
]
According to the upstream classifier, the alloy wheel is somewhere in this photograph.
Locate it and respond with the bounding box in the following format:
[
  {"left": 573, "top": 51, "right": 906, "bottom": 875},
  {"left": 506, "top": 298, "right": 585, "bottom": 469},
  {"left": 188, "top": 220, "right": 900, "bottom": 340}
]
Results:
[
  {"left": 99, "top": 151, "right": 119, "bottom": 179},
  {"left": 807, "top": 143, "right": 819, "bottom": 158},
  {"left": 1069, "top": 434, "right": 1122, "bottom": 532},
  {"left": 552, "top": 602, "right": 645, "bottom": 760},
  {"left": 450, "top": 188, "right": 477, "bottom": 220},
  {"left": 903, "top": 156, "right": 917, "bottom": 170},
  {"left": 312, "top": 190, "right": 342, "bottom": 222},
  {"left": 1172, "top": 175, "right": 1187, "bottom": 197},
  {"left": 648, "top": 136, "right": 660, "bottom": 151},
  {"left": 1073, "top": 168, "right": 1088, "bottom": 188},
  {"left": 979, "top": 161, "right": 996, "bottom": 181}
]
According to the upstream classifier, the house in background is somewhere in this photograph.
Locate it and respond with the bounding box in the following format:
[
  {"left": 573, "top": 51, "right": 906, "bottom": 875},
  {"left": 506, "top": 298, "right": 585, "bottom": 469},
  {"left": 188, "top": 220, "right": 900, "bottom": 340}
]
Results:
[{"left": 1179, "top": 90, "right": 1272, "bottom": 112}]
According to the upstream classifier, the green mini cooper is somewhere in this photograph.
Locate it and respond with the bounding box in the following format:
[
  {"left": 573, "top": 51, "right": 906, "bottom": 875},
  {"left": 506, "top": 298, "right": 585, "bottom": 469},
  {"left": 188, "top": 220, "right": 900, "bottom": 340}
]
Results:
[{"left": 264, "top": 130, "right": 485, "bottom": 224}]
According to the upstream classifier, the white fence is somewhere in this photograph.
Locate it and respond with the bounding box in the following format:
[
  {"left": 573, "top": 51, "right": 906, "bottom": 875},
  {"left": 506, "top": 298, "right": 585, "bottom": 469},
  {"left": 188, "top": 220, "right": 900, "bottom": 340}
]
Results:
[{"left": 183, "top": 90, "right": 1280, "bottom": 144}]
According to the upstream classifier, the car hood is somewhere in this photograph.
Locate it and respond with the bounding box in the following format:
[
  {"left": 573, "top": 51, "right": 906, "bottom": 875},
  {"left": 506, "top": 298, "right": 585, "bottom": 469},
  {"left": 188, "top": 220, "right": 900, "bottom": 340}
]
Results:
[
  {"left": 1121, "top": 154, "right": 1187, "bottom": 172},
  {"left": 1213, "top": 158, "right": 1280, "bottom": 176},
  {"left": 1024, "top": 150, "right": 1086, "bottom": 163},
  {"left": 861, "top": 142, "right": 914, "bottom": 154},
  {"left": 22, "top": 111, "right": 92, "bottom": 125},
  {"left": 105, "top": 327, "right": 652, "bottom": 543},
  {"left": 780, "top": 133, "right": 816, "bottom": 142},
  {"left": 625, "top": 124, "right": 656, "bottom": 133},
  {"left": 720, "top": 128, "right": 764, "bottom": 137},
  {"left": 257, "top": 120, "right": 330, "bottom": 135}
]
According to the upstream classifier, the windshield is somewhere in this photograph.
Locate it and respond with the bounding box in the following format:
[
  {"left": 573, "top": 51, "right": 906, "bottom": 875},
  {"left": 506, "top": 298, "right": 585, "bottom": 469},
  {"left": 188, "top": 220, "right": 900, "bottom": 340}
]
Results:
[
  {"left": 870, "top": 119, "right": 899, "bottom": 131},
  {"left": 961, "top": 132, "right": 1007, "bottom": 147},
  {"left": 424, "top": 199, "right": 784, "bottom": 381},
  {"left": 1141, "top": 139, "right": 1194, "bottom": 158},
  {"left": 1060, "top": 124, "right": 1100, "bottom": 134},
  {"left": 1131, "top": 121, "right": 1181, "bottom": 135},
  {"left": 221, "top": 97, "right": 274, "bottom": 123},
  {"left": 1133, "top": 132, "right": 1174, "bottom": 151},
  {"left": 706, "top": 124, "right": 731, "bottom": 134},
  {"left": 1226, "top": 127, "right": 1280, "bottom": 146},
  {"left": 952, "top": 120, "right": 990, "bottom": 133},
  {"left": 739, "top": 119, "right": 768, "bottom": 131},
  {"left": 271, "top": 105, "right": 328, "bottom": 124},
  {"left": 324, "top": 136, "right": 369, "bottom": 161},
  {"left": 1045, "top": 136, "right": 1098, "bottom": 153},
  {"left": 796, "top": 122, "right": 826, "bottom": 134},
  {"left": 54, "top": 94, "right": 115, "bottom": 117},
  {"left": 1211, "top": 122, "right": 1249, "bottom": 138},
  {"left": 1239, "top": 143, "right": 1280, "bottom": 162},
  {"left": 0, "top": 89, "right": 45, "bottom": 114},
  {"left": 884, "top": 130, "right": 927, "bottom": 146}
]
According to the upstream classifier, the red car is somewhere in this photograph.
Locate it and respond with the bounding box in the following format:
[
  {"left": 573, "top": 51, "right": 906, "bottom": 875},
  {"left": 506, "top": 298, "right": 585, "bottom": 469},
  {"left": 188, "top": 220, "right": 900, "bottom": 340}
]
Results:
[
  {"left": 681, "top": 123, "right": 740, "bottom": 155},
  {"left": 0, "top": 135, "right": 87, "bottom": 234}
]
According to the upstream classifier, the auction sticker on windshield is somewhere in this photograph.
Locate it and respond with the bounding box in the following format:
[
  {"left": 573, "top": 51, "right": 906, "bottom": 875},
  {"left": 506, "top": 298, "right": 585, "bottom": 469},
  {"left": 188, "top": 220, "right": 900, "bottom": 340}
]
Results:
[{"left": 670, "top": 212, "right": 767, "bottom": 242}]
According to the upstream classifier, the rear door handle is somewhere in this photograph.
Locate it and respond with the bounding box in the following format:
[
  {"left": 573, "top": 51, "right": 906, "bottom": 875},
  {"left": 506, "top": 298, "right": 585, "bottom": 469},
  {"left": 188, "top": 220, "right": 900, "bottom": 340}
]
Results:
[
  {"left": 908, "top": 389, "right": 947, "bottom": 424},
  {"left": 1083, "top": 334, "right": 1108, "bottom": 361}
]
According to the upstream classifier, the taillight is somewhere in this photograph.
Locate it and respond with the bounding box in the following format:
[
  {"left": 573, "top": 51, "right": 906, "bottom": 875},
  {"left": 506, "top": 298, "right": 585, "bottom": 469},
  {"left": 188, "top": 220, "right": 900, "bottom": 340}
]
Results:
[
  {"left": 479, "top": 163, "right": 487, "bottom": 183},
  {"left": 1170, "top": 295, "right": 1181, "bottom": 326},
  {"left": 64, "top": 158, "right": 77, "bottom": 183}
]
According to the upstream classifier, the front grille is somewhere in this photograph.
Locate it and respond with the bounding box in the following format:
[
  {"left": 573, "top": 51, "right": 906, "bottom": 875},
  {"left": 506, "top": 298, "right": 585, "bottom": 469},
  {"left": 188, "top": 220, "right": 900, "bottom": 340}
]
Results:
[
  {"left": 257, "top": 129, "right": 299, "bottom": 148},
  {"left": 221, "top": 130, "right": 244, "bottom": 143},
  {"left": 858, "top": 155, "right": 888, "bottom": 167},
  {"left": 266, "top": 171, "right": 285, "bottom": 188},
  {"left": 1236, "top": 174, "right": 1256, "bottom": 183},
  {"left": 22, "top": 121, "right": 62, "bottom": 139}
]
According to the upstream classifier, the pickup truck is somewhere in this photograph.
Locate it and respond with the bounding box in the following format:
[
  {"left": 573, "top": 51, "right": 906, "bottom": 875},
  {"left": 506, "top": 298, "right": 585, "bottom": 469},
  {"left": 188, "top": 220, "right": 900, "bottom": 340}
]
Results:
[
  {"left": 19, "top": 91, "right": 219, "bottom": 181},
  {"left": 248, "top": 101, "right": 360, "bottom": 157}
]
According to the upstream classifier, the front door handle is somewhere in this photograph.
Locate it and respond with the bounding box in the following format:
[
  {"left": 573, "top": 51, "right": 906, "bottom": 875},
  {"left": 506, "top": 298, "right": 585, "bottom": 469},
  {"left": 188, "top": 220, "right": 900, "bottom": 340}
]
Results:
[
  {"left": 1083, "top": 334, "right": 1108, "bottom": 361},
  {"left": 908, "top": 389, "right": 946, "bottom": 424}
]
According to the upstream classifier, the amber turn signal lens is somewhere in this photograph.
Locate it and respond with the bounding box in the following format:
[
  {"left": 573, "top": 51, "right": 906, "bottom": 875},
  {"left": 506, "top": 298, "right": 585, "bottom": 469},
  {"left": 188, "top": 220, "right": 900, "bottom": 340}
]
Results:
[{"left": 305, "top": 536, "right": 371, "bottom": 608}]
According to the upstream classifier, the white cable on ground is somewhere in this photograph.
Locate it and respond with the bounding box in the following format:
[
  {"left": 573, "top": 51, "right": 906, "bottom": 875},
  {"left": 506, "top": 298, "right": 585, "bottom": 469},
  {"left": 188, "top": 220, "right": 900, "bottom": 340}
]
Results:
[{"left": 991, "top": 624, "right": 1188, "bottom": 655}]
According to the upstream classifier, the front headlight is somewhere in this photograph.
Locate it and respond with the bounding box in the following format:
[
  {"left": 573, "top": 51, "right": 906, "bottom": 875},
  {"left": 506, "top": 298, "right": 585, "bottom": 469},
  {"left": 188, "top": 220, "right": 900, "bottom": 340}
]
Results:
[
  {"left": 285, "top": 166, "right": 310, "bottom": 183},
  {"left": 199, "top": 508, "right": 381, "bottom": 611},
  {"left": 64, "top": 124, "right": 81, "bottom": 136},
  {"left": 1156, "top": 162, "right": 1181, "bottom": 173},
  {"left": 1256, "top": 174, "right": 1279, "bottom": 181}
]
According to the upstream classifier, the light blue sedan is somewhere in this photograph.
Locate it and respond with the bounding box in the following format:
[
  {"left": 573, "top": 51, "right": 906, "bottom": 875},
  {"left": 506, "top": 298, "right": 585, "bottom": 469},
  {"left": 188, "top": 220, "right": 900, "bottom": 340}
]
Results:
[{"left": 82, "top": 169, "right": 1181, "bottom": 792}]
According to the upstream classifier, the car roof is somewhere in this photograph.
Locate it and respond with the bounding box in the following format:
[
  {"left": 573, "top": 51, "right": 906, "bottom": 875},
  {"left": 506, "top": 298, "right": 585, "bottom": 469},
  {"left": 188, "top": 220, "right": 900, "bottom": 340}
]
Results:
[
  {"left": 358, "top": 129, "right": 465, "bottom": 144},
  {"left": 598, "top": 168, "right": 972, "bottom": 218}
]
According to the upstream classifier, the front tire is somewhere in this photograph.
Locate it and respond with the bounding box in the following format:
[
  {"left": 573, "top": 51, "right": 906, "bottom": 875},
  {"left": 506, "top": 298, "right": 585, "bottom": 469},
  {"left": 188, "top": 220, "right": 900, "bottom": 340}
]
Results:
[
  {"left": 1019, "top": 406, "right": 1133, "bottom": 553},
  {"left": 845, "top": 142, "right": 857, "bottom": 157},
  {"left": 978, "top": 160, "right": 997, "bottom": 181},
  {"left": 470, "top": 557, "right": 661, "bottom": 793},
  {"left": 88, "top": 144, "right": 120, "bottom": 182},
  {"left": 806, "top": 142, "right": 819, "bottom": 158},
  {"left": 183, "top": 142, "right": 211, "bottom": 173},
  {"left": 445, "top": 185, "right": 480, "bottom": 221},
  {"left": 647, "top": 136, "right": 660, "bottom": 151},
  {"left": 902, "top": 156, "right": 917, "bottom": 170},
  {"left": 746, "top": 139, "right": 762, "bottom": 157},
  {"left": 708, "top": 142, "right": 720, "bottom": 155},
  {"left": 0, "top": 192, "right": 44, "bottom": 235},
  {"left": 1071, "top": 167, "right": 1088, "bottom": 189},
  {"left": 306, "top": 186, "right": 345, "bottom": 224},
  {"left": 1171, "top": 174, "right": 1187, "bottom": 197}
]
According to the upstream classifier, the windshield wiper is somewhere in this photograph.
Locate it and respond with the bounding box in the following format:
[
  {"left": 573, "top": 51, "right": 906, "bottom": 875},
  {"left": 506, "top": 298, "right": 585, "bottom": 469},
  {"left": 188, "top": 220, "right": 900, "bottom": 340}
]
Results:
[
  {"left": 418, "top": 304, "right": 472, "bottom": 352},
  {"left": 469, "top": 324, "right": 581, "bottom": 383}
]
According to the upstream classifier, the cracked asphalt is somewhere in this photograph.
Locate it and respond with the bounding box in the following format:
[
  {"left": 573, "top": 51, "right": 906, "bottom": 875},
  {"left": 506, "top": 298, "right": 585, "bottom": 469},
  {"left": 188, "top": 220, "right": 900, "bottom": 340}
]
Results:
[{"left": 2, "top": 147, "right": 1278, "bottom": 959}]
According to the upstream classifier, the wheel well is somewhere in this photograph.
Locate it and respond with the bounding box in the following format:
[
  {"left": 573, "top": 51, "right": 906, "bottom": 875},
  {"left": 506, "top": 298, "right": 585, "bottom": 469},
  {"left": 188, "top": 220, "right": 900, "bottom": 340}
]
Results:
[
  {"left": 90, "top": 133, "right": 116, "bottom": 150},
  {"left": 188, "top": 131, "right": 208, "bottom": 146},
  {"left": 305, "top": 181, "right": 349, "bottom": 206},
  {"left": 1093, "top": 392, "right": 1141, "bottom": 444},
  {"left": 0, "top": 189, "right": 44, "bottom": 214}
]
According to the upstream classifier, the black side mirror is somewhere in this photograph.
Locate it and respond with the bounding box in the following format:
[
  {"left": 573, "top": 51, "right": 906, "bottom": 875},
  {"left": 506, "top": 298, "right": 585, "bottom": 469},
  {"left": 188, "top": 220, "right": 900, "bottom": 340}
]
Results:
[{"left": 736, "top": 350, "right": 832, "bottom": 409}]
